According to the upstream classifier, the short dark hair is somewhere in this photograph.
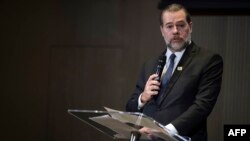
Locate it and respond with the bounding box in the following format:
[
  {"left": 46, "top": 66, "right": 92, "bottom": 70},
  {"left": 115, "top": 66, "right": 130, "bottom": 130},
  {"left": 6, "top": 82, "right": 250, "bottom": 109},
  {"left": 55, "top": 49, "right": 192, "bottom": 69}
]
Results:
[{"left": 159, "top": 3, "right": 191, "bottom": 25}]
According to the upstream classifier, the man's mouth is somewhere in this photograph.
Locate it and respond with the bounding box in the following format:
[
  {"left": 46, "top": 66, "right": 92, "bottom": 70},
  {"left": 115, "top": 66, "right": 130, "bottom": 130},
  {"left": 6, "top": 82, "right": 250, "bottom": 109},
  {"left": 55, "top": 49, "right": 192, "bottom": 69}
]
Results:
[{"left": 172, "top": 38, "right": 182, "bottom": 42}]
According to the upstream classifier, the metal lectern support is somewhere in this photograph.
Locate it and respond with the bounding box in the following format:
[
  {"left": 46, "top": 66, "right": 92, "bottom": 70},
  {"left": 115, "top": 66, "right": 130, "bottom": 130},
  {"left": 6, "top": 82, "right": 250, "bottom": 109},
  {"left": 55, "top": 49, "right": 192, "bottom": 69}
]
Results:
[{"left": 130, "top": 131, "right": 141, "bottom": 141}]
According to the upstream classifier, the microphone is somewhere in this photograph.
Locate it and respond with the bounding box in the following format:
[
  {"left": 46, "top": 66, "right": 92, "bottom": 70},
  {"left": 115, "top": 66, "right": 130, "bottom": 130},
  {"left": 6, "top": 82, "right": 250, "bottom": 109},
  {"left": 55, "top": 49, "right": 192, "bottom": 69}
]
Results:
[{"left": 155, "top": 55, "right": 166, "bottom": 81}]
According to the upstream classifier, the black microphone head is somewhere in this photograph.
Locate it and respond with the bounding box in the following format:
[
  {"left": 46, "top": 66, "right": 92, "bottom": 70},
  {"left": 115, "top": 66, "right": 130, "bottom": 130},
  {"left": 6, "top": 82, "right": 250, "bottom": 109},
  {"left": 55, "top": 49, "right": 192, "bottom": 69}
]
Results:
[
  {"left": 158, "top": 55, "right": 166, "bottom": 66},
  {"left": 155, "top": 55, "right": 166, "bottom": 81}
]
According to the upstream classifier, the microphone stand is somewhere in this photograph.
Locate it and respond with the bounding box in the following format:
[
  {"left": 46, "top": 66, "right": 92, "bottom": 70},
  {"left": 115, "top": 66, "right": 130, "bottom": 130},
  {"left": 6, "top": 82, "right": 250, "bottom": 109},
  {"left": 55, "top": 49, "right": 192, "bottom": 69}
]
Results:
[{"left": 130, "top": 131, "right": 141, "bottom": 141}]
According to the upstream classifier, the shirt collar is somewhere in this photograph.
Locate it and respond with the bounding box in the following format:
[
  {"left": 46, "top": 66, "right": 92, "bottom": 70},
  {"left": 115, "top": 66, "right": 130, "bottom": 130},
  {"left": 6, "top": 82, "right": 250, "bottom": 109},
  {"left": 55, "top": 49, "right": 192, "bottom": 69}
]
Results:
[{"left": 165, "top": 47, "right": 186, "bottom": 62}]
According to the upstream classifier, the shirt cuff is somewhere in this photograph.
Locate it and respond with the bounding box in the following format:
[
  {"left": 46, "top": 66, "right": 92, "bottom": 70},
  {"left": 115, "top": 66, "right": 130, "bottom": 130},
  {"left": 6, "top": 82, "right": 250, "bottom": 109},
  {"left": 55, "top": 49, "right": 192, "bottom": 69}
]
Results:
[
  {"left": 138, "top": 94, "right": 146, "bottom": 110},
  {"left": 165, "top": 123, "right": 178, "bottom": 136}
]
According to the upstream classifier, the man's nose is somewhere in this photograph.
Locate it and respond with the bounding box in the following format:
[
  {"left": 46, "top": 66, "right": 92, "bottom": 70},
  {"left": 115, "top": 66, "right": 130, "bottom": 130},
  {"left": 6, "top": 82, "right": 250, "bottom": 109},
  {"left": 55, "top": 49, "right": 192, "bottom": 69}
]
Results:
[{"left": 173, "top": 26, "right": 179, "bottom": 34}]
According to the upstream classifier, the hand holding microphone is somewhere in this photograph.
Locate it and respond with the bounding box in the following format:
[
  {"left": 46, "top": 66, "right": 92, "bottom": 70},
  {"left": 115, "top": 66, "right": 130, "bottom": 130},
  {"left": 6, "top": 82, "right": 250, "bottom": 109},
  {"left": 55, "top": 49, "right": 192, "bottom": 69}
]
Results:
[
  {"left": 141, "top": 55, "right": 166, "bottom": 103},
  {"left": 141, "top": 74, "right": 160, "bottom": 103}
]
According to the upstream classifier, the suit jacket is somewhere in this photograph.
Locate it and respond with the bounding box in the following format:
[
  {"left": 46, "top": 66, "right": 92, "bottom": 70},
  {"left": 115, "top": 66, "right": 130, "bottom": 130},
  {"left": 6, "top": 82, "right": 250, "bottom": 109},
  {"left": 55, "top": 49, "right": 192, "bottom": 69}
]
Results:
[{"left": 126, "top": 41, "right": 223, "bottom": 141}]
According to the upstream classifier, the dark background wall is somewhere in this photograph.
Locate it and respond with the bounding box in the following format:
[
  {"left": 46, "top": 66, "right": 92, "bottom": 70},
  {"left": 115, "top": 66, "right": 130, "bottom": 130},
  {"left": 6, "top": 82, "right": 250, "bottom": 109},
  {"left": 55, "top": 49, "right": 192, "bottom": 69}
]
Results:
[{"left": 1, "top": 0, "right": 250, "bottom": 141}]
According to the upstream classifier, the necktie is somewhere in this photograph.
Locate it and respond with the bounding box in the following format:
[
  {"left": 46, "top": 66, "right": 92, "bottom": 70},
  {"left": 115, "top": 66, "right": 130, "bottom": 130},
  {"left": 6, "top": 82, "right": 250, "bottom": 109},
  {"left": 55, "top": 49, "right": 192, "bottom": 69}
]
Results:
[{"left": 156, "top": 53, "right": 176, "bottom": 104}]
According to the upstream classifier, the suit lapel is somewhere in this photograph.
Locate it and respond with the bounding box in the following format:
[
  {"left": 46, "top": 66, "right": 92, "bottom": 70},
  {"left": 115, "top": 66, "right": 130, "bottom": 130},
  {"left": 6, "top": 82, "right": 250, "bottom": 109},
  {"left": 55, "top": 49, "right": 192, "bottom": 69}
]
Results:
[{"left": 158, "top": 42, "right": 198, "bottom": 105}]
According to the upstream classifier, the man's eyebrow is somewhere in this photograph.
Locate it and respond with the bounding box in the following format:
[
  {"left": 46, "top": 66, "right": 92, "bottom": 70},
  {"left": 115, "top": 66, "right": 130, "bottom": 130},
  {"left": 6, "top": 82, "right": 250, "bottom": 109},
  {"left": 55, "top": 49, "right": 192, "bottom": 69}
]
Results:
[
  {"left": 176, "top": 20, "right": 186, "bottom": 24},
  {"left": 165, "top": 22, "right": 173, "bottom": 25}
]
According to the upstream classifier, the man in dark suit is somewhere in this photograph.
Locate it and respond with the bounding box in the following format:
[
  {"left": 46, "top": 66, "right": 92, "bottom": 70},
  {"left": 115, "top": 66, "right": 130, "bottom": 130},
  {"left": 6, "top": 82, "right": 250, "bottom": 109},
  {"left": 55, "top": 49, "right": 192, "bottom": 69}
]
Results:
[{"left": 126, "top": 3, "right": 223, "bottom": 141}]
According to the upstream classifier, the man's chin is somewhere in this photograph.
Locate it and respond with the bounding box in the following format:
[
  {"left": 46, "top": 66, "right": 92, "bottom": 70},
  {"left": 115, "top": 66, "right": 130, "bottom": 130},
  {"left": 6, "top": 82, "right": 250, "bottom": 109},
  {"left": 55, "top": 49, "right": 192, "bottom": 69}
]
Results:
[{"left": 169, "top": 43, "right": 186, "bottom": 52}]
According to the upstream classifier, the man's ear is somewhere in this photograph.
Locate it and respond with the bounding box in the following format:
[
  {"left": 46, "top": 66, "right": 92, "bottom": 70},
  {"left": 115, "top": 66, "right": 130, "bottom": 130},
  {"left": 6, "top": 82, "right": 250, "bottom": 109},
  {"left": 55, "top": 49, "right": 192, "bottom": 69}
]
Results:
[
  {"left": 189, "top": 22, "right": 193, "bottom": 33},
  {"left": 160, "top": 25, "right": 164, "bottom": 37}
]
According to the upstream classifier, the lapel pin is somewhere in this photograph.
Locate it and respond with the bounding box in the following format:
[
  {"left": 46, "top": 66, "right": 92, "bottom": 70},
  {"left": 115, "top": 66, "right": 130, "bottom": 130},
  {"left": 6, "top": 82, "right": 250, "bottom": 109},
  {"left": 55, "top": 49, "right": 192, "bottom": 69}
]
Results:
[{"left": 177, "top": 66, "right": 183, "bottom": 71}]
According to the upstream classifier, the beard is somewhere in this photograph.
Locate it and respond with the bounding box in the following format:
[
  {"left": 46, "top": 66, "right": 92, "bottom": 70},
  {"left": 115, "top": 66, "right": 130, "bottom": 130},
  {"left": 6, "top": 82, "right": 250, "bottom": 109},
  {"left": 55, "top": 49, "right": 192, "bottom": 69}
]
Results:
[
  {"left": 167, "top": 41, "right": 187, "bottom": 51},
  {"left": 166, "top": 34, "right": 191, "bottom": 52}
]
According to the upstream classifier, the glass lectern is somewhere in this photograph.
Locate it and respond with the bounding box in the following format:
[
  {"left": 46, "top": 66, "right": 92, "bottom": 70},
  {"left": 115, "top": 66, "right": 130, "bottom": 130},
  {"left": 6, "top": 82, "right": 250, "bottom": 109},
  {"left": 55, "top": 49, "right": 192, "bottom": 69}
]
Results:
[{"left": 68, "top": 107, "right": 190, "bottom": 141}]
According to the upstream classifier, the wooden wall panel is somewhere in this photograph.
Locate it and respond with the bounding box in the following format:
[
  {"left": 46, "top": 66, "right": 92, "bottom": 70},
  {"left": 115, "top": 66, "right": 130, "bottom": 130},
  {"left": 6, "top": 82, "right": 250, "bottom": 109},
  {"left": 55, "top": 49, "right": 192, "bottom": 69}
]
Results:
[
  {"left": 48, "top": 46, "right": 123, "bottom": 141},
  {"left": 223, "top": 16, "right": 250, "bottom": 124}
]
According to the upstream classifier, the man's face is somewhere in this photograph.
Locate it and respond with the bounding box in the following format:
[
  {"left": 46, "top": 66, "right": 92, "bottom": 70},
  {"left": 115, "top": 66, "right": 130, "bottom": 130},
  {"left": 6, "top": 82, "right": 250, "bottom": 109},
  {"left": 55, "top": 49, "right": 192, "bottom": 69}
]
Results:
[{"left": 160, "top": 9, "right": 192, "bottom": 52}]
